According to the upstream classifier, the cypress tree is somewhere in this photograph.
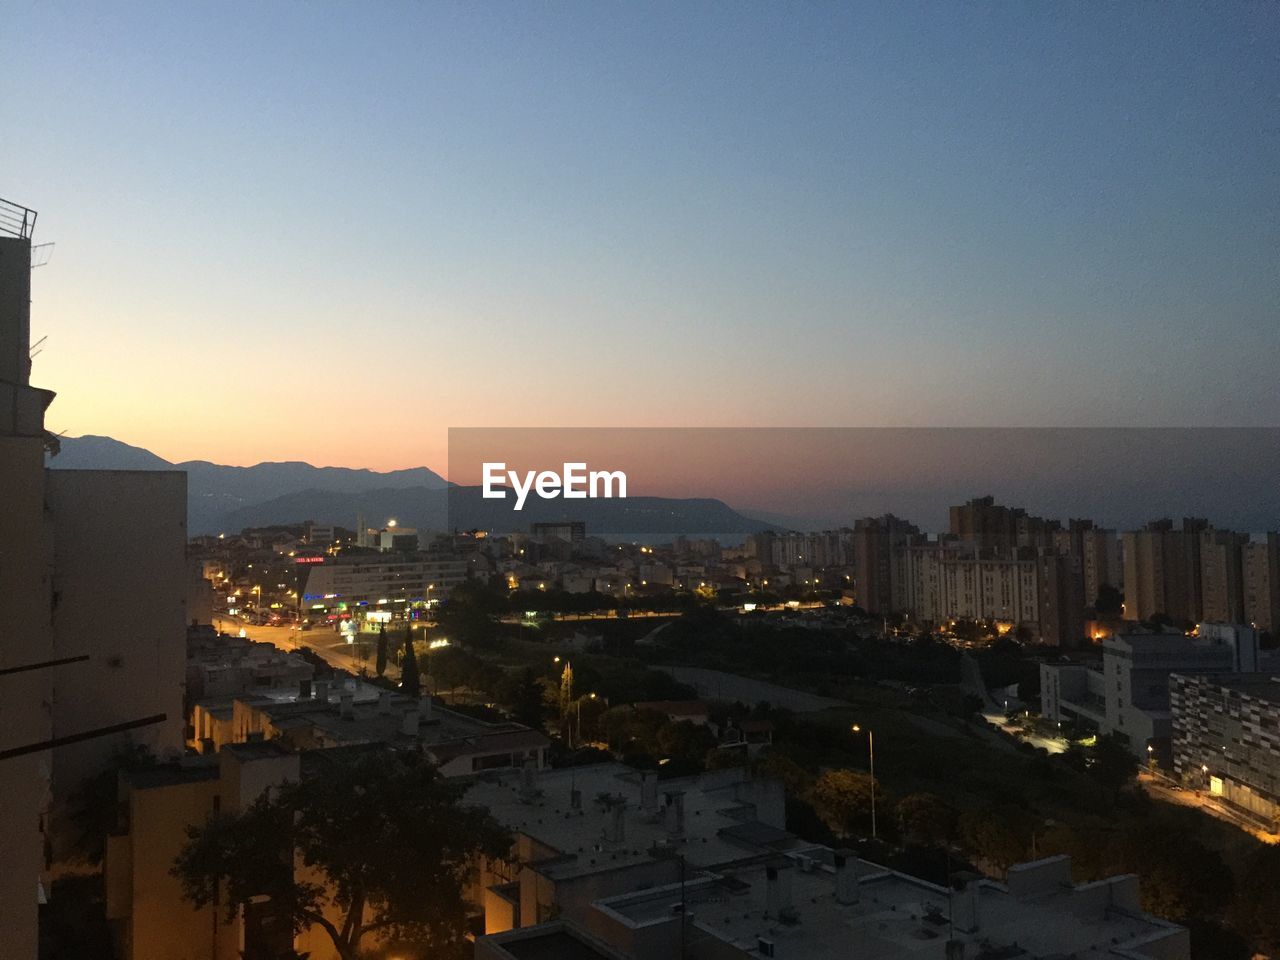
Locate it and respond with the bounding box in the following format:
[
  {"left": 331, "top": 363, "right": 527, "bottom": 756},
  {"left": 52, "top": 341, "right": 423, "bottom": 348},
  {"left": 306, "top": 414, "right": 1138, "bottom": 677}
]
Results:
[{"left": 400, "top": 621, "right": 421, "bottom": 698}]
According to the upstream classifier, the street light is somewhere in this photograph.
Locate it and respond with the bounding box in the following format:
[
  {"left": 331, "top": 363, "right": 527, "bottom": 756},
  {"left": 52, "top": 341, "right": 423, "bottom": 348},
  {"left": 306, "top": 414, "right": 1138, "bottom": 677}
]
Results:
[{"left": 851, "top": 724, "right": 877, "bottom": 840}]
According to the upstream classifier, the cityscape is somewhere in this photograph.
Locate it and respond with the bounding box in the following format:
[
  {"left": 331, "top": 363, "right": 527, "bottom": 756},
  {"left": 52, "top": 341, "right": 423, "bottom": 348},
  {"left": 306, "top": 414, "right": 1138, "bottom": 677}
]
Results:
[{"left": 3, "top": 4, "right": 1280, "bottom": 960}]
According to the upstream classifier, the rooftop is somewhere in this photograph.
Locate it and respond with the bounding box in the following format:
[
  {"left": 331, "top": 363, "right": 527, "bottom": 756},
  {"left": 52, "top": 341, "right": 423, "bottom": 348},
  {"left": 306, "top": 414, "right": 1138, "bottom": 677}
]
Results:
[
  {"left": 464, "top": 763, "right": 788, "bottom": 882},
  {"left": 242, "top": 683, "right": 550, "bottom": 761},
  {"left": 598, "top": 853, "right": 1185, "bottom": 960},
  {"left": 481, "top": 922, "right": 627, "bottom": 960}
]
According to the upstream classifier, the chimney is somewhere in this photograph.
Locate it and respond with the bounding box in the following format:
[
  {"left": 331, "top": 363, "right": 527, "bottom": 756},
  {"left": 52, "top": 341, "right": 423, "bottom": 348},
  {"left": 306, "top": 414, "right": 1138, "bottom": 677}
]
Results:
[
  {"left": 420, "top": 694, "right": 434, "bottom": 721},
  {"left": 519, "top": 758, "right": 538, "bottom": 800},
  {"left": 604, "top": 797, "right": 627, "bottom": 843},
  {"left": 340, "top": 692, "right": 354, "bottom": 719},
  {"left": 570, "top": 787, "right": 582, "bottom": 810},
  {"left": 765, "top": 862, "right": 793, "bottom": 918},
  {"left": 378, "top": 691, "right": 392, "bottom": 715},
  {"left": 315, "top": 680, "right": 329, "bottom": 704},
  {"left": 951, "top": 872, "right": 982, "bottom": 933},
  {"left": 834, "top": 848, "right": 858, "bottom": 905},
  {"left": 640, "top": 771, "right": 658, "bottom": 810},
  {"left": 298, "top": 679, "right": 312, "bottom": 700},
  {"left": 663, "top": 791, "right": 685, "bottom": 837},
  {"left": 400, "top": 708, "right": 419, "bottom": 736}
]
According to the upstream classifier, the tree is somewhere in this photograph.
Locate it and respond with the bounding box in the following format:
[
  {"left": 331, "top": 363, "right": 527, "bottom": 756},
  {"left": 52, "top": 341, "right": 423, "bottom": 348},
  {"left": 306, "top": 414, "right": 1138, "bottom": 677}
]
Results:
[
  {"left": 375, "top": 623, "right": 388, "bottom": 677},
  {"left": 401, "top": 623, "right": 421, "bottom": 698},
  {"left": 1095, "top": 583, "right": 1123, "bottom": 618},
  {"left": 558, "top": 662, "right": 574, "bottom": 723},
  {"left": 1089, "top": 732, "right": 1138, "bottom": 801},
  {"left": 1231, "top": 846, "right": 1280, "bottom": 952},
  {"left": 500, "top": 668, "right": 547, "bottom": 730},
  {"left": 957, "top": 806, "right": 1029, "bottom": 874},
  {"left": 1109, "top": 826, "right": 1233, "bottom": 920},
  {"left": 173, "top": 750, "right": 510, "bottom": 960},
  {"left": 752, "top": 750, "right": 812, "bottom": 797},
  {"left": 896, "top": 792, "right": 956, "bottom": 848},
  {"left": 811, "top": 769, "right": 876, "bottom": 838}
]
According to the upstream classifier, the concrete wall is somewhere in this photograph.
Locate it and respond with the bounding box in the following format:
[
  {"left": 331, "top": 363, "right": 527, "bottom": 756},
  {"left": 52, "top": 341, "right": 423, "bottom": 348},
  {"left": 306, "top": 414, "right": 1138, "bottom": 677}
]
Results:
[
  {"left": 46, "top": 469, "right": 187, "bottom": 802},
  {"left": 0, "top": 435, "right": 55, "bottom": 960},
  {"left": 109, "top": 775, "right": 238, "bottom": 960}
]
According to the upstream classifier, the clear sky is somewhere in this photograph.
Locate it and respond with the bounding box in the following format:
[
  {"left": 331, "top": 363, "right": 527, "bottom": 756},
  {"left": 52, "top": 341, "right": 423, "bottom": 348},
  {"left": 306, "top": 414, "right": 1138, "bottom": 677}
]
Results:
[{"left": 5, "top": 2, "right": 1277, "bottom": 475}]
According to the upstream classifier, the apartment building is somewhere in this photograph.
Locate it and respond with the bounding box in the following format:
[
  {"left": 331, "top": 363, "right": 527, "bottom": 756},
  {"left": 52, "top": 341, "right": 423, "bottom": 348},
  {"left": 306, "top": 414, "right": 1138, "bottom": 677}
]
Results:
[
  {"left": 1041, "top": 627, "right": 1263, "bottom": 757},
  {"left": 478, "top": 839, "right": 1187, "bottom": 960},
  {"left": 192, "top": 678, "right": 549, "bottom": 775},
  {"left": 1, "top": 204, "right": 188, "bottom": 952},
  {"left": 1170, "top": 673, "right": 1280, "bottom": 832},
  {"left": 300, "top": 554, "right": 468, "bottom": 616},
  {"left": 1243, "top": 535, "right": 1280, "bottom": 632}
]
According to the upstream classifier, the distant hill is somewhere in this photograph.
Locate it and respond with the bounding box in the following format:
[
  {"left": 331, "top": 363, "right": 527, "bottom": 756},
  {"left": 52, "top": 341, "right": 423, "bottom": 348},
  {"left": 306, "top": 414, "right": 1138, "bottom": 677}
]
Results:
[
  {"left": 48, "top": 435, "right": 777, "bottom": 538},
  {"left": 50, "top": 434, "right": 172, "bottom": 471},
  {"left": 50, "top": 435, "right": 448, "bottom": 534}
]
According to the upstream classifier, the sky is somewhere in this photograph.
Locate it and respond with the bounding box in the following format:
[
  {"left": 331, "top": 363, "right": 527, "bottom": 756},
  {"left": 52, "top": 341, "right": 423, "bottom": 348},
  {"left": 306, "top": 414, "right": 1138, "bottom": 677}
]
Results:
[{"left": 5, "top": 2, "right": 1278, "bottom": 477}]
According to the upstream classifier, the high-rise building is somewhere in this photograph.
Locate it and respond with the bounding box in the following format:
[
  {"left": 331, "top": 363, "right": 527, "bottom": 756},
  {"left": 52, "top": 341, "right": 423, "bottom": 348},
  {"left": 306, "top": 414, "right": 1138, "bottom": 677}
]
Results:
[
  {"left": 1200, "top": 529, "right": 1249, "bottom": 624},
  {"left": 0, "top": 198, "right": 55, "bottom": 959},
  {"left": 1243, "top": 535, "right": 1280, "bottom": 632},
  {"left": 1121, "top": 519, "right": 1209, "bottom": 624},
  {"left": 1052, "top": 521, "right": 1121, "bottom": 608},
  {"left": 850, "top": 514, "right": 919, "bottom": 614},
  {"left": 949, "top": 495, "right": 1059, "bottom": 551},
  {"left": 0, "top": 201, "right": 189, "bottom": 954},
  {"left": 1171, "top": 673, "right": 1280, "bottom": 832}
]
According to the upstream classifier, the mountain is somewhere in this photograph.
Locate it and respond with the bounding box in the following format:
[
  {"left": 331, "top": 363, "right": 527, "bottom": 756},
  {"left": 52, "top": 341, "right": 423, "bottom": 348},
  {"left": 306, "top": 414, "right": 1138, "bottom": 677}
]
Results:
[
  {"left": 49, "top": 436, "right": 448, "bottom": 534},
  {"left": 50, "top": 434, "right": 172, "bottom": 471},
  {"left": 48, "top": 436, "right": 777, "bottom": 539}
]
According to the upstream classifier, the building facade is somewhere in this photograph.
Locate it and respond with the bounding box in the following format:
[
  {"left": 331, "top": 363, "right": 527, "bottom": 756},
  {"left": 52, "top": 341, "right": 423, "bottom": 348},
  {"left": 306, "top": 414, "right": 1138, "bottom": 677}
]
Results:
[{"left": 1171, "top": 673, "right": 1280, "bottom": 832}]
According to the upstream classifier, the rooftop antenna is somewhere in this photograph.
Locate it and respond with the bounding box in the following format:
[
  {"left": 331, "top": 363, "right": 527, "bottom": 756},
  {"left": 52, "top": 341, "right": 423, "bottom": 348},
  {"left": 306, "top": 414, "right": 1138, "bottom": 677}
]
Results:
[{"left": 29, "top": 335, "right": 47, "bottom": 362}]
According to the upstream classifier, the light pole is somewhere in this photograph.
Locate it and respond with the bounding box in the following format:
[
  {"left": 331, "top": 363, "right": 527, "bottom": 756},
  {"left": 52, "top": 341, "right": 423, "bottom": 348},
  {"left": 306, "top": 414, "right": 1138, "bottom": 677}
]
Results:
[{"left": 852, "top": 724, "right": 876, "bottom": 840}]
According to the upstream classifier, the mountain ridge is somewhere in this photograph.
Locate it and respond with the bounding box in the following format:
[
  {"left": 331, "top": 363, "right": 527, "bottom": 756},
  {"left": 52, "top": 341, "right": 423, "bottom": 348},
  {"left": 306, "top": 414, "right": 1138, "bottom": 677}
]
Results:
[{"left": 48, "top": 435, "right": 777, "bottom": 538}]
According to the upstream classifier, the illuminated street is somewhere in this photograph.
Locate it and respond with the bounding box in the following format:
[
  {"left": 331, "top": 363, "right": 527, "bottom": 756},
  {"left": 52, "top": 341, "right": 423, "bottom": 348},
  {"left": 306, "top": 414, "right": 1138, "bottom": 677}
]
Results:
[
  {"left": 1139, "top": 772, "right": 1279, "bottom": 845},
  {"left": 213, "top": 615, "right": 399, "bottom": 681}
]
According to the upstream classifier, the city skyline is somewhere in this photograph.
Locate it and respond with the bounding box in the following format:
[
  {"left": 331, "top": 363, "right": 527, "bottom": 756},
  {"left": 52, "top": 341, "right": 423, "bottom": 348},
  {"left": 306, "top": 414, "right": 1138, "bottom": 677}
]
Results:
[{"left": 6, "top": 2, "right": 1279, "bottom": 472}]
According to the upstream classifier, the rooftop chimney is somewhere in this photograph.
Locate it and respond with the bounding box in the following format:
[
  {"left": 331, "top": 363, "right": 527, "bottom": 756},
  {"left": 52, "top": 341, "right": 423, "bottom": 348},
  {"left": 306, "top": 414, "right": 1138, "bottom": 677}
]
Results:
[
  {"left": 640, "top": 771, "right": 658, "bottom": 810},
  {"left": 339, "top": 692, "right": 354, "bottom": 719},
  {"left": 298, "top": 678, "right": 312, "bottom": 700},
  {"left": 378, "top": 691, "right": 392, "bottom": 715},
  {"left": 604, "top": 797, "right": 627, "bottom": 843},
  {"left": 315, "top": 680, "right": 329, "bottom": 704},
  {"left": 951, "top": 872, "right": 982, "bottom": 934},
  {"left": 663, "top": 790, "right": 685, "bottom": 837},
  {"left": 400, "top": 708, "right": 419, "bottom": 736},
  {"left": 420, "top": 694, "right": 434, "bottom": 721},
  {"left": 765, "top": 862, "right": 794, "bottom": 918},
  {"left": 519, "top": 758, "right": 539, "bottom": 801},
  {"left": 834, "top": 848, "right": 858, "bottom": 905}
]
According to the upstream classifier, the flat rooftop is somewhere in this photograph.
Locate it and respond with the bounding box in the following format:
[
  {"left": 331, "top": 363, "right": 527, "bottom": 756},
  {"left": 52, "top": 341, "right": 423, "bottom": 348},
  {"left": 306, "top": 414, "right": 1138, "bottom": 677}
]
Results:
[
  {"left": 600, "top": 853, "right": 1185, "bottom": 960},
  {"left": 246, "top": 684, "right": 550, "bottom": 758},
  {"left": 464, "top": 763, "right": 790, "bottom": 882}
]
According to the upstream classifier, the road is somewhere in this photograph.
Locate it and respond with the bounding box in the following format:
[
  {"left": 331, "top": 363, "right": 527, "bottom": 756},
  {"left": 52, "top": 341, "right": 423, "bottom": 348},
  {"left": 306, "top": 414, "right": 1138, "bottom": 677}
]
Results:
[
  {"left": 982, "top": 713, "right": 1068, "bottom": 754},
  {"left": 214, "top": 615, "right": 399, "bottom": 680}
]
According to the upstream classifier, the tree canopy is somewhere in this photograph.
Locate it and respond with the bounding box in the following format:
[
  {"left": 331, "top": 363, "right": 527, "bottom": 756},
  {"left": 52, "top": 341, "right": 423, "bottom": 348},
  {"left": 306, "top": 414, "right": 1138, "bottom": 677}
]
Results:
[{"left": 172, "top": 749, "right": 510, "bottom": 960}]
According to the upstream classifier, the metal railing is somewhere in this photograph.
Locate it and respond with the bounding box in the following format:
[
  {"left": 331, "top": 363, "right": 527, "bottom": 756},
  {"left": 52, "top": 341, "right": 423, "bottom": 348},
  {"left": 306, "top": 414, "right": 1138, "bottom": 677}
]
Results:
[{"left": 0, "top": 197, "right": 37, "bottom": 239}]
